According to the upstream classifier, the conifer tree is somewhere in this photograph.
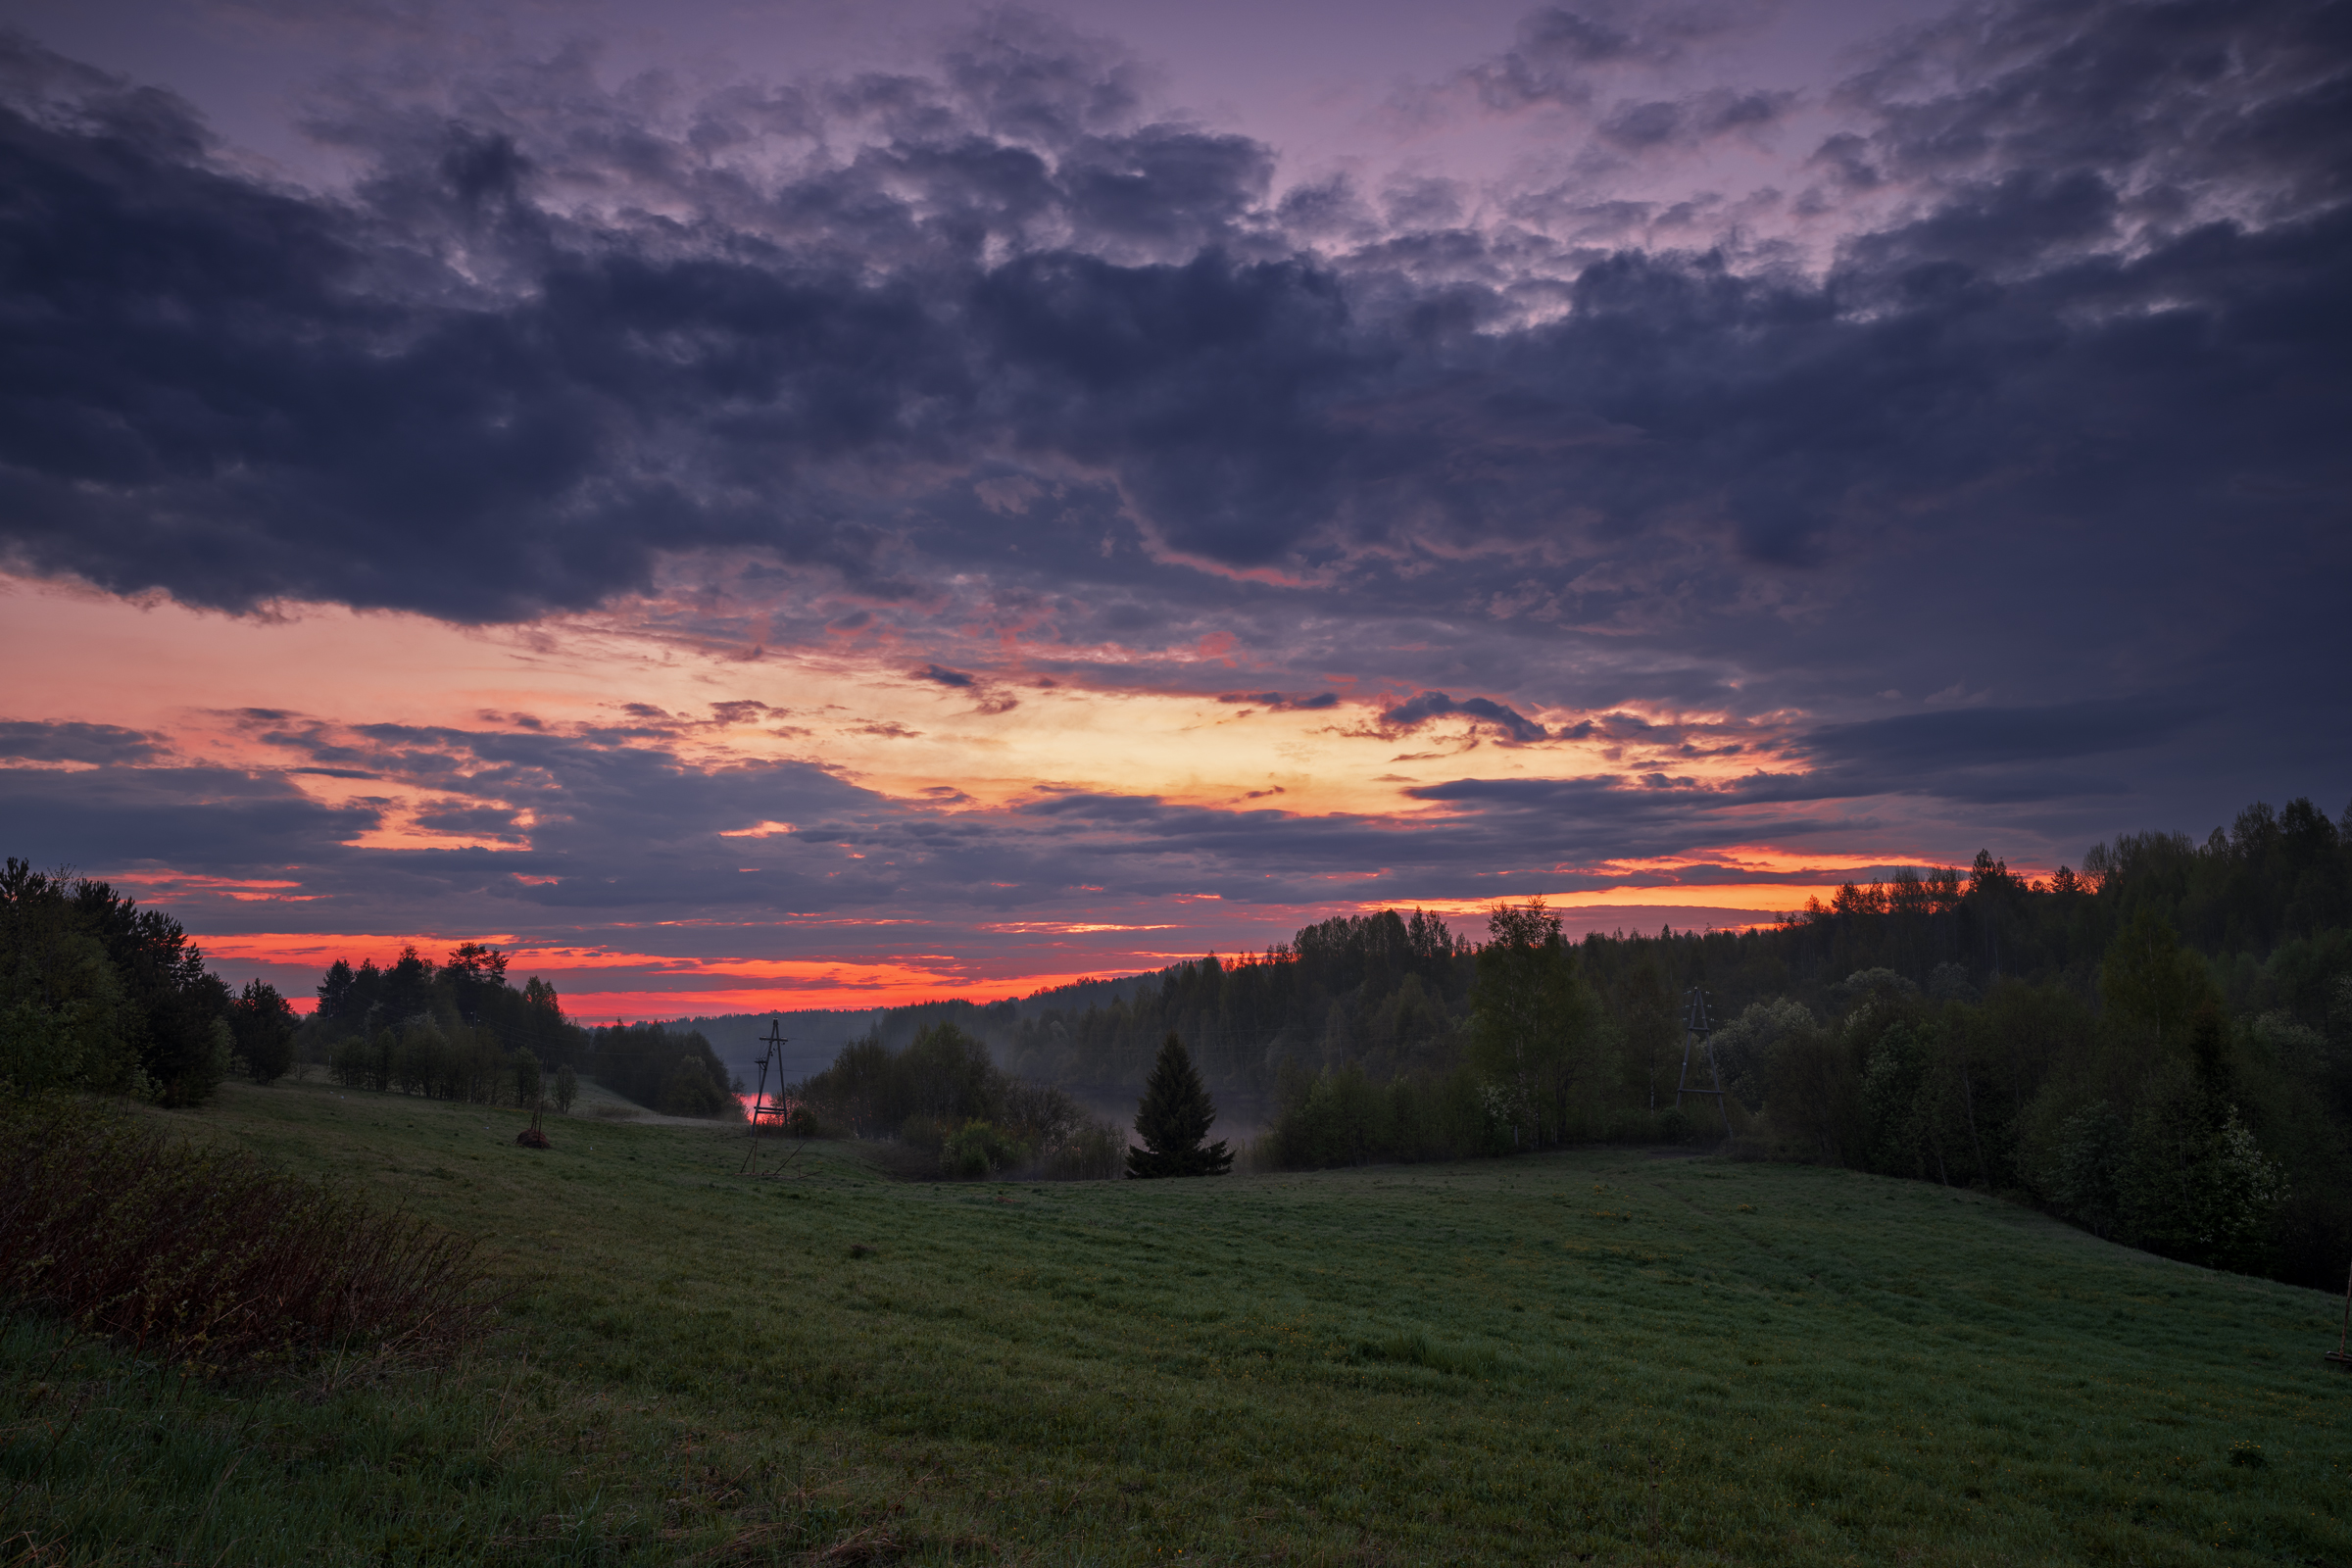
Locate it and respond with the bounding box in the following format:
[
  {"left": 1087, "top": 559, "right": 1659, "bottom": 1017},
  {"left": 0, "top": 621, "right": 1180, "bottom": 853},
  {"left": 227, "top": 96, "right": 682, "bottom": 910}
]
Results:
[{"left": 1128, "top": 1033, "right": 1231, "bottom": 1177}]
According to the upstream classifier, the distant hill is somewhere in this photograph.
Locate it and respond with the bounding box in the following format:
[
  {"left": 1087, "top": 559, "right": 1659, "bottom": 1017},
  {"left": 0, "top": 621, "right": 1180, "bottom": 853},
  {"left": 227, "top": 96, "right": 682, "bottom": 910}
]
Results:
[{"left": 651, "top": 1008, "right": 884, "bottom": 1087}]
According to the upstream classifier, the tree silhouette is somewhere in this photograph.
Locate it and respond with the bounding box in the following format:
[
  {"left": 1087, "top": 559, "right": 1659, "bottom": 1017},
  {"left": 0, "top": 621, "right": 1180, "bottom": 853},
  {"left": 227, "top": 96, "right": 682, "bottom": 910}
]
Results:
[
  {"left": 1128, "top": 1034, "right": 1231, "bottom": 1177},
  {"left": 227, "top": 978, "right": 298, "bottom": 1085}
]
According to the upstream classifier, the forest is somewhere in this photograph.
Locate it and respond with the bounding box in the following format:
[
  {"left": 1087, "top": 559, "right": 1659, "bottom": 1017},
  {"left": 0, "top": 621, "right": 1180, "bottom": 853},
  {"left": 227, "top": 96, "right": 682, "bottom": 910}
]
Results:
[{"left": 823, "top": 795, "right": 2351, "bottom": 1289}]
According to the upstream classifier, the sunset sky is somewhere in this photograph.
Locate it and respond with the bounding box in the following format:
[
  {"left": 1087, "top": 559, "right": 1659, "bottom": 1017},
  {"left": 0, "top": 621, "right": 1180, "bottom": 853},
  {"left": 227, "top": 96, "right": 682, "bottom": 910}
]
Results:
[{"left": 2, "top": 0, "right": 2346, "bottom": 1019}]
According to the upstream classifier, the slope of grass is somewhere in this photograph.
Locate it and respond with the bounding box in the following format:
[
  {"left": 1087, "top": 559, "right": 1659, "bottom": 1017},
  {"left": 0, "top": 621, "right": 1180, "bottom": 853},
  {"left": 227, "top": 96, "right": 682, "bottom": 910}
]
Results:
[{"left": 2, "top": 1071, "right": 2345, "bottom": 1565}]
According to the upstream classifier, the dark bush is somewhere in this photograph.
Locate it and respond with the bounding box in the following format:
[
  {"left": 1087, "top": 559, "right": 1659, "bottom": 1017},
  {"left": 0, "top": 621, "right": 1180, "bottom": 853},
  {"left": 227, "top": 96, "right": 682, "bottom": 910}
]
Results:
[
  {"left": 900, "top": 1112, "right": 949, "bottom": 1154},
  {"left": 1041, "top": 1117, "right": 1126, "bottom": 1180},
  {"left": 941, "top": 1119, "right": 1023, "bottom": 1178},
  {"left": 0, "top": 1095, "right": 491, "bottom": 1373}
]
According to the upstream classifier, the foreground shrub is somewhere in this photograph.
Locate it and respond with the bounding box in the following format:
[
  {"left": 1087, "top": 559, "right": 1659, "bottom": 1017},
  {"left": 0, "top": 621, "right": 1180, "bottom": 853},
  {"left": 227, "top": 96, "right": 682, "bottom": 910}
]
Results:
[{"left": 0, "top": 1094, "right": 491, "bottom": 1373}]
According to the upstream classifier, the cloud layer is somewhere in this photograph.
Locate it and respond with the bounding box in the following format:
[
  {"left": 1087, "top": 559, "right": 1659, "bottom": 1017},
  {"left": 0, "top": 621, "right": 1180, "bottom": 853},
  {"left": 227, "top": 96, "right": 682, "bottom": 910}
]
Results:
[{"left": 3, "top": 6, "right": 2344, "bottom": 632}]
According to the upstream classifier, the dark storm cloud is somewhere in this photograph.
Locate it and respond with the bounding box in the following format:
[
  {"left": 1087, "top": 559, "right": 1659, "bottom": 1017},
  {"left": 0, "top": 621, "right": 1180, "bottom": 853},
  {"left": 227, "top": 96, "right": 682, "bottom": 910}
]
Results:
[
  {"left": 1378, "top": 691, "right": 1549, "bottom": 744},
  {"left": 413, "top": 803, "right": 527, "bottom": 839},
  {"left": 0, "top": 764, "right": 380, "bottom": 868},
  {"left": 1799, "top": 700, "right": 2190, "bottom": 774},
  {"left": 2, "top": 2, "right": 2346, "bottom": 648},
  {"left": 909, "top": 663, "right": 1019, "bottom": 714},
  {"left": 0, "top": 719, "right": 159, "bottom": 764},
  {"left": 1837, "top": 0, "right": 2352, "bottom": 220},
  {"left": 0, "top": 25, "right": 1327, "bottom": 615},
  {"left": 1411, "top": 696, "right": 2204, "bottom": 819}
]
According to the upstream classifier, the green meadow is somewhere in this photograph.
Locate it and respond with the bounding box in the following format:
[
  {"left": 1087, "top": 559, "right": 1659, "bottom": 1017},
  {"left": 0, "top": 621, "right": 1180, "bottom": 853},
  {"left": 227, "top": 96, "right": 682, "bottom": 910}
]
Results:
[{"left": 3, "top": 1072, "right": 2345, "bottom": 1566}]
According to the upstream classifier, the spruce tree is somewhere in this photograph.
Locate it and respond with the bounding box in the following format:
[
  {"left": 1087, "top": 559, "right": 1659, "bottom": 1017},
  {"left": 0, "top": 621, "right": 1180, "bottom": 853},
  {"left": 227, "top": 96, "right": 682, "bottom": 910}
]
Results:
[{"left": 1128, "top": 1034, "right": 1231, "bottom": 1178}]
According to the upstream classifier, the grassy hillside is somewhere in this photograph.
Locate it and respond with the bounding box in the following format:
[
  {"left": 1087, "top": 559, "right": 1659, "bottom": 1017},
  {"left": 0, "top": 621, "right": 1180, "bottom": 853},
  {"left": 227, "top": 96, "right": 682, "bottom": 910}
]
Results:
[{"left": 3, "top": 1074, "right": 2346, "bottom": 1566}]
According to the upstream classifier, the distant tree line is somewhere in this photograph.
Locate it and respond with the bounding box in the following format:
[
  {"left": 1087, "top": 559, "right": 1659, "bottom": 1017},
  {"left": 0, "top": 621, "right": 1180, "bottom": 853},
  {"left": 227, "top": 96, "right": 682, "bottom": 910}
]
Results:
[
  {"left": 303, "top": 951, "right": 760, "bottom": 1119},
  {"left": 1, "top": 858, "right": 299, "bottom": 1105}
]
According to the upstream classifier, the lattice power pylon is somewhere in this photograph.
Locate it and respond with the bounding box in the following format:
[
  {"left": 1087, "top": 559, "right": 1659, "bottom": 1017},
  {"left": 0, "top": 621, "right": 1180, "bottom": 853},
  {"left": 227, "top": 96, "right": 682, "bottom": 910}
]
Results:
[
  {"left": 741, "top": 1016, "right": 799, "bottom": 1175},
  {"left": 1674, "top": 986, "right": 1732, "bottom": 1137}
]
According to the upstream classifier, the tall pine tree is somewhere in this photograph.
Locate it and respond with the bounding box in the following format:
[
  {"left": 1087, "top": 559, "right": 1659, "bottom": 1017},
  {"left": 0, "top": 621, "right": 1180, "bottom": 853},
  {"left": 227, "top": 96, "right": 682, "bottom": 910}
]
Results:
[{"left": 1128, "top": 1034, "right": 1232, "bottom": 1177}]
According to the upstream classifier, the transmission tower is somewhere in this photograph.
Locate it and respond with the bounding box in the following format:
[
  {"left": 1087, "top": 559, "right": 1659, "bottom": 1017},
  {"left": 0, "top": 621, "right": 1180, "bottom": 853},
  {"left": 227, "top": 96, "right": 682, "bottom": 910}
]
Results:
[
  {"left": 741, "top": 1017, "right": 798, "bottom": 1175},
  {"left": 1674, "top": 986, "right": 1732, "bottom": 1137}
]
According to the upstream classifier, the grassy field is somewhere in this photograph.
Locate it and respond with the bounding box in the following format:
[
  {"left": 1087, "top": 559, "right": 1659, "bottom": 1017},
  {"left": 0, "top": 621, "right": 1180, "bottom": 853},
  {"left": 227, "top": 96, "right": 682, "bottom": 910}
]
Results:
[{"left": 2, "top": 1072, "right": 2346, "bottom": 1566}]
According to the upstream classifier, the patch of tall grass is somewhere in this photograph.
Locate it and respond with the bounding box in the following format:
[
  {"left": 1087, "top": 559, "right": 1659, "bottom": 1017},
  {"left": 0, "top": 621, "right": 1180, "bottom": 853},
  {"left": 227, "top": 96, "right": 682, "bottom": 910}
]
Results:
[{"left": 0, "top": 1094, "right": 489, "bottom": 1373}]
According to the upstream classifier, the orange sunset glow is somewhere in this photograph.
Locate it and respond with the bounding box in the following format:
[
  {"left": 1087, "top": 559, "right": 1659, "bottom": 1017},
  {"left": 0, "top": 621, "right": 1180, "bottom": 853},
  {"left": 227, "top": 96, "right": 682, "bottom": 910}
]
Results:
[{"left": 0, "top": 550, "right": 2115, "bottom": 1023}]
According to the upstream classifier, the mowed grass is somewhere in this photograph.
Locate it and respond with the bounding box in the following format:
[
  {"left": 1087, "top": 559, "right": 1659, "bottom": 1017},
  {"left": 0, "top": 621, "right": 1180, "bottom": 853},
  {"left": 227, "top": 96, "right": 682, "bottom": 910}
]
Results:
[{"left": 3, "top": 1074, "right": 2346, "bottom": 1566}]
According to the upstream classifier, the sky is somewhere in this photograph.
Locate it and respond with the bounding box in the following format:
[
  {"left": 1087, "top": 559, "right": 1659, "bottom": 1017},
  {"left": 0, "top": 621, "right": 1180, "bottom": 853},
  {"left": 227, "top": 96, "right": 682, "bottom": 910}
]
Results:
[{"left": 2, "top": 0, "right": 2346, "bottom": 1020}]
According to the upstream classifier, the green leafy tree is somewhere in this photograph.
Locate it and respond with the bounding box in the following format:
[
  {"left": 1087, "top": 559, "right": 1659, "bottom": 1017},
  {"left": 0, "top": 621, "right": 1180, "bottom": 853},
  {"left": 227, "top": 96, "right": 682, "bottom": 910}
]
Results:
[
  {"left": 0, "top": 859, "right": 137, "bottom": 1094},
  {"left": 69, "top": 875, "right": 231, "bottom": 1107},
  {"left": 2046, "top": 1101, "right": 2129, "bottom": 1237},
  {"left": 1466, "top": 901, "right": 1597, "bottom": 1148},
  {"left": 658, "top": 1054, "right": 731, "bottom": 1116},
  {"left": 2117, "top": 1062, "right": 2287, "bottom": 1271},
  {"left": 2099, "top": 910, "right": 2218, "bottom": 1056},
  {"left": 553, "top": 1061, "right": 578, "bottom": 1113},
  {"left": 1611, "top": 950, "right": 1680, "bottom": 1109},
  {"left": 1706, "top": 998, "right": 1813, "bottom": 1114},
  {"left": 1128, "top": 1034, "right": 1231, "bottom": 1177},
  {"left": 1763, "top": 1015, "right": 1861, "bottom": 1165},
  {"left": 1862, "top": 1020, "right": 1936, "bottom": 1179},
  {"left": 2116, "top": 1009, "right": 2288, "bottom": 1270},
  {"left": 379, "top": 946, "right": 434, "bottom": 1027},
  {"left": 514, "top": 1047, "right": 543, "bottom": 1110},
  {"left": 315, "top": 958, "right": 362, "bottom": 1030},
  {"left": 226, "top": 978, "right": 298, "bottom": 1085},
  {"left": 442, "top": 941, "right": 511, "bottom": 1024}
]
